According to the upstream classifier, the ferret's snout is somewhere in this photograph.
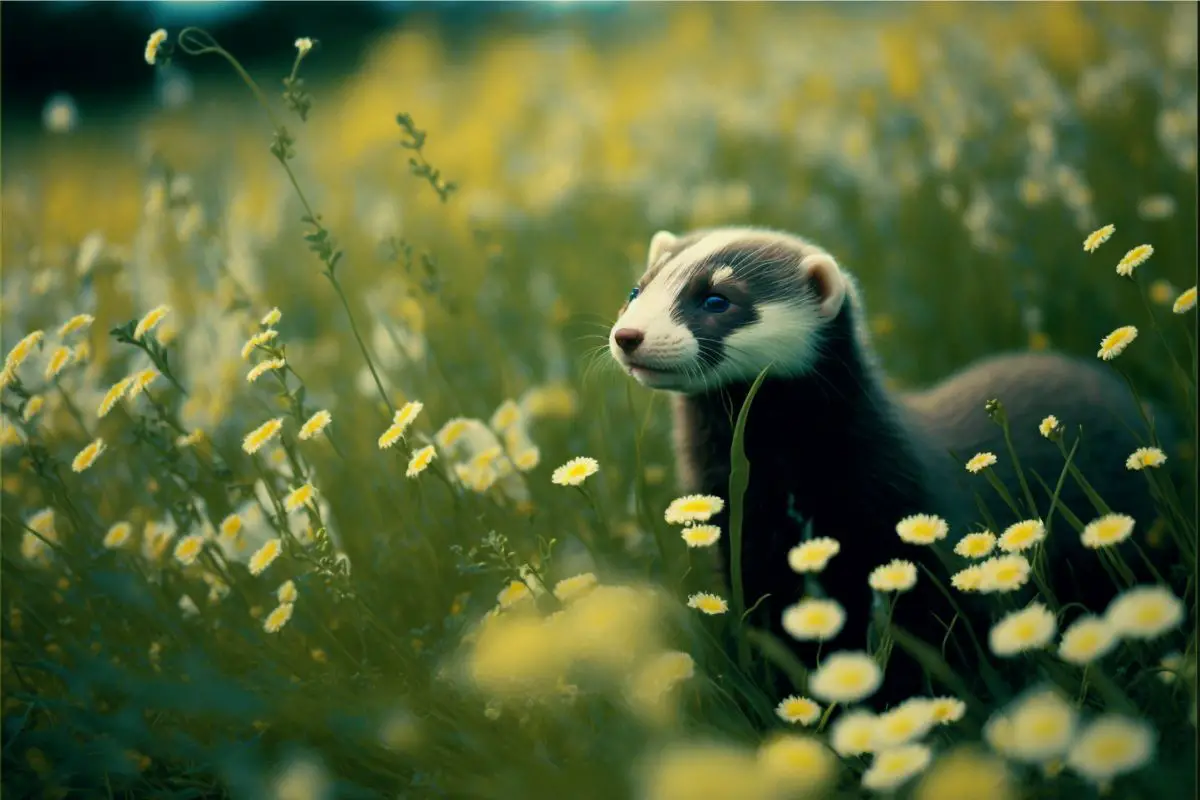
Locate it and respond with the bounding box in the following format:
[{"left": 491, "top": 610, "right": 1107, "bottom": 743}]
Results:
[{"left": 613, "top": 328, "right": 645, "bottom": 354}]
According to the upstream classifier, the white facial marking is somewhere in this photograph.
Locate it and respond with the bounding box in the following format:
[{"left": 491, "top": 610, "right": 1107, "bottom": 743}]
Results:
[
  {"left": 711, "top": 265, "right": 735, "bottom": 285},
  {"left": 714, "top": 301, "right": 825, "bottom": 383}
]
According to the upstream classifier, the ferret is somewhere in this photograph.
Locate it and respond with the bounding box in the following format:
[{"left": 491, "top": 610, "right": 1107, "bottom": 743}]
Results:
[{"left": 608, "top": 225, "right": 1183, "bottom": 707}]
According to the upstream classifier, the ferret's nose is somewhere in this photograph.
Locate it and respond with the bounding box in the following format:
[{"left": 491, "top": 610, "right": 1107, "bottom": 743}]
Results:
[{"left": 613, "top": 328, "right": 645, "bottom": 354}]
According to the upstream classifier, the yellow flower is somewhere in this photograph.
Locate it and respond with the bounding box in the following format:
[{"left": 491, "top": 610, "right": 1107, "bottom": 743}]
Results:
[
  {"left": 0, "top": 419, "right": 22, "bottom": 449},
  {"left": 176, "top": 429, "right": 204, "bottom": 448},
  {"left": 248, "top": 538, "right": 283, "bottom": 576},
  {"left": 1173, "top": 286, "right": 1197, "bottom": 314},
  {"left": 782, "top": 598, "right": 845, "bottom": 641},
  {"left": 1038, "top": 414, "right": 1062, "bottom": 439},
  {"left": 173, "top": 534, "right": 205, "bottom": 566},
  {"left": 513, "top": 447, "right": 540, "bottom": 471},
  {"left": 1105, "top": 585, "right": 1184, "bottom": 640},
  {"left": 1150, "top": 279, "right": 1175, "bottom": 305},
  {"left": 896, "top": 514, "right": 948, "bottom": 545},
  {"left": 809, "top": 651, "right": 882, "bottom": 703},
  {"left": 915, "top": 747, "right": 1015, "bottom": 800},
  {"left": 378, "top": 422, "right": 406, "bottom": 449},
  {"left": 687, "top": 592, "right": 729, "bottom": 615},
  {"left": 22, "top": 395, "right": 45, "bottom": 422},
  {"left": 72, "top": 437, "right": 106, "bottom": 472},
  {"left": 406, "top": 444, "right": 437, "bottom": 477},
  {"left": 298, "top": 409, "right": 332, "bottom": 440},
  {"left": 1002, "top": 689, "right": 1078, "bottom": 764},
  {"left": 989, "top": 602, "right": 1056, "bottom": 656},
  {"left": 862, "top": 744, "right": 933, "bottom": 792},
  {"left": 1081, "top": 513, "right": 1135, "bottom": 548},
  {"left": 775, "top": 695, "right": 822, "bottom": 725},
  {"left": 243, "top": 417, "right": 284, "bottom": 454},
  {"left": 929, "top": 697, "right": 966, "bottom": 725},
  {"left": 103, "top": 522, "right": 132, "bottom": 549},
  {"left": 490, "top": 399, "right": 522, "bottom": 432},
  {"left": 1083, "top": 223, "right": 1115, "bottom": 252},
  {"left": 44, "top": 346, "right": 72, "bottom": 381},
  {"left": 219, "top": 513, "right": 242, "bottom": 538},
  {"left": 951, "top": 564, "right": 985, "bottom": 592},
  {"left": 435, "top": 417, "right": 471, "bottom": 449},
  {"left": 246, "top": 358, "right": 286, "bottom": 383},
  {"left": 664, "top": 494, "right": 725, "bottom": 525},
  {"left": 393, "top": 401, "right": 424, "bottom": 433},
  {"left": 278, "top": 580, "right": 298, "bottom": 604},
  {"left": 284, "top": 483, "right": 316, "bottom": 513},
  {"left": 978, "top": 554, "right": 1032, "bottom": 593},
  {"left": 1097, "top": 325, "right": 1137, "bottom": 360},
  {"left": 127, "top": 368, "right": 159, "bottom": 400},
  {"left": 133, "top": 305, "right": 171, "bottom": 340},
  {"left": 240, "top": 330, "right": 279, "bottom": 360},
  {"left": 997, "top": 519, "right": 1046, "bottom": 553},
  {"left": 681, "top": 524, "right": 721, "bottom": 548},
  {"left": 98, "top": 377, "right": 134, "bottom": 417},
  {"left": 954, "top": 531, "right": 995, "bottom": 558},
  {"left": 758, "top": 734, "right": 837, "bottom": 797},
  {"left": 1058, "top": 615, "right": 1117, "bottom": 665},
  {"left": 1125, "top": 446, "right": 1167, "bottom": 470},
  {"left": 1115, "top": 244, "right": 1154, "bottom": 277},
  {"left": 875, "top": 698, "right": 938, "bottom": 748},
  {"left": 830, "top": 709, "right": 878, "bottom": 756},
  {"left": 261, "top": 307, "right": 282, "bottom": 327},
  {"left": 551, "top": 456, "right": 599, "bottom": 487},
  {"left": 965, "top": 452, "right": 997, "bottom": 473},
  {"left": 640, "top": 742, "right": 763, "bottom": 800},
  {"left": 57, "top": 314, "right": 95, "bottom": 338},
  {"left": 295, "top": 37, "right": 314, "bottom": 56},
  {"left": 787, "top": 537, "right": 840, "bottom": 572},
  {"left": 263, "top": 602, "right": 294, "bottom": 633},
  {"left": 496, "top": 580, "right": 531, "bottom": 609},
  {"left": 5, "top": 330, "right": 44, "bottom": 372},
  {"left": 145, "top": 28, "right": 168, "bottom": 65},
  {"left": 869, "top": 559, "right": 918, "bottom": 592},
  {"left": 1065, "top": 715, "right": 1155, "bottom": 785},
  {"left": 552, "top": 572, "right": 598, "bottom": 603}
]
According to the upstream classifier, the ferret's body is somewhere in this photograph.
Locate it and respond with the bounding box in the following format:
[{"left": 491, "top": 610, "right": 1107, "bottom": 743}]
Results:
[{"left": 609, "top": 226, "right": 1183, "bottom": 707}]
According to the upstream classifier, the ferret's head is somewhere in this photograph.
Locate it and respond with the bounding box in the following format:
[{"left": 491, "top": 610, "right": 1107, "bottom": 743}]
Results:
[{"left": 608, "top": 226, "right": 854, "bottom": 393}]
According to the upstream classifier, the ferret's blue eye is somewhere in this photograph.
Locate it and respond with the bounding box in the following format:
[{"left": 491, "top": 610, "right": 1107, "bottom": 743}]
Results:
[
  {"left": 628, "top": 287, "right": 640, "bottom": 302},
  {"left": 702, "top": 294, "right": 731, "bottom": 313}
]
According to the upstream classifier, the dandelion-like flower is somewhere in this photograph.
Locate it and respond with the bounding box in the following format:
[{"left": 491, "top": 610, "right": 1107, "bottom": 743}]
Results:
[
  {"left": 809, "top": 651, "right": 882, "bottom": 704},
  {"left": 965, "top": 452, "right": 997, "bottom": 473},
  {"left": 978, "top": 554, "right": 1032, "bottom": 593},
  {"left": 1097, "top": 325, "right": 1137, "bottom": 360},
  {"left": 247, "top": 358, "right": 286, "bottom": 383},
  {"left": 243, "top": 417, "right": 284, "bottom": 454},
  {"left": 278, "top": 580, "right": 298, "bottom": 604},
  {"left": 513, "top": 447, "right": 540, "bottom": 471},
  {"left": 1058, "top": 615, "right": 1118, "bottom": 665},
  {"left": 1081, "top": 513, "right": 1135, "bottom": 548},
  {"left": 44, "top": 346, "right": 72, "bottom": 381},
  {"left": 997, "top": 519, "right": 1046, "bottom": 553},
  {"left": 435, "top": 418, "right": 471, "bottom": 449},
  {"left": 263, "top": 602, "right": 294, "bottom": 633},
  {"left": 551, "top": 456, "right": 599, "bottom": 486},
  {"left": 787, "top": 537, "right": 840, "bottom": 572},
  {"left": 58, "top": 314, "right": 94, "bottom": 338},
  {"left": 869, "top": 559, "right": 918, "bottom": 592},
  {"left": 496, "top": 580, "right": 531, "bottom": 609},
  {"left": 1115, "top": 244, "right": 1153, "bottom": 277},
  {"left": 782, "top": 598, "right": 846, "bottom": 641},
  {"left": 261, "top": 307, "right": 282, "bottom": 327},
  {"left": 1125, "top": 446, "right": 1167, "bottom": 470},
  {"left": 393, "top": 401, "right": 423, "bottom": 433},
  {"left": 406, "top": 445, "right": 436, "bottom": 477},
  {"left": 951, "top": 564, "right": 986, "bottom": 592},
  {"left": 875, "top": 699, "right": 938, "bottom": 748},
  {"left": 248, "top": 538, "right": 283, "bottom": 576},
  {"left": 1002, "top": 689, "right": 1078, "bottom": 764},
  {"left": 862, "top": 744, "right": 933, "bottom": 791},
  {"left": 1038, "top": 414, "right": 1062, "bottom": 439},
  {"left": 758, "top": 734, "right": 836, "bottom": 796},
  {"left": 98, "top": 377, "right": 134, "bottom": 417},
  {"left": 71, "top": 437, "right": 106, "bottom": 472},
  {"left": 896, "top": 514, "right": 948, "bottom": 545},
  {"left": 127, "top": 368, "right": 159, "bottom": 400},
  {"left": 1173, "top": 286, "right": 1197, "bottom": 314},
  {"left": 1065, "top": 715, "right": 1155, "bottom": 786},
  {"left": 104, "top": 522, "right": 132, "bottom": 549},
  {"left": 664, "top": 494, "right": 725, "bottom": 525},
  {"left": 284, "top": 484, "right": 316, "bottom": 513},
  {"left": 687, "top": 592, "right": 729, "bottom": 615},
  {"left": 240, "top": 330, "right": 279, "bottom": 360},
  {"left": 830, "top": 709, "right": 877, "bottom": 756},
  {"left": 989, "top": 602, "right": 1056, "bottom": 656},
  {"left": 219, "top": 513, "right": 242, "bottom": 538},
  {"left": 553, "top": 572, "right": 598, "bottom": 603},
  {"left": 681, "top": 524, "right": 721, "bottom": 547},
  {"left": 929, "top": 697, "right": 966, "bottom": 725},
  {"left": 1083, "top": 224, "right": 1115, "bottom": 252},
  {"left": 133, "top": 305, "right": 171, "bottom": 340},
  {"left": 295, "top": 37, "right": 313, "bottom": 55},
  {"left": 22, "top": 395, "right": 45, "bottom": 422},
  {"left": 145, "top": 29, "right": 168, "bottom": 65},
  {"left": 915, "top": 747, "right": 1014, "bottom": 800},
  {"left": 173, "top": 534, "right": 205, "bottom": 566},
  {"left": 4, "top": 330, "right": 43, "bottom": 372},
  {"left": 954, "top": 531, "right": 996, "bottom": 558},
  {"left": 775, "top": 695, "right": 822, "bottom": 726},
  {"left": 490, "top": 399, "right": 522, "bottom": 432},
  {"left": 1105, "top": 585, "right": 1184, "bottom": 640},
  {"left": 297, "top": 409, "right": 332, "bottom": 441},
  {"left": 378, "top": 422, "right": 407, "bottom": 449}
]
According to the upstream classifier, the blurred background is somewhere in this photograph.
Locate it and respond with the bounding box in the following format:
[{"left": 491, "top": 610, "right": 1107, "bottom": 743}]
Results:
[{"left": 2, "top": 2, "right": 1197, "bottom": 798}]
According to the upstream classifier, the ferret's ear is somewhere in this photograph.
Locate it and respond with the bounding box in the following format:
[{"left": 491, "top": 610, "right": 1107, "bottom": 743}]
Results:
[
  {"left": 648, "top": 230, "right": 678, "bottom": 267},
  {"left": 799, "top": 253, "right": 847, "bottom": 319}
]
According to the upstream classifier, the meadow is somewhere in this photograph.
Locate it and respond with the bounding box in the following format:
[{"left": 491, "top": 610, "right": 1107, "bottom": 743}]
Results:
[{"left": 1, "top": 3, "right": 1197, "bottom": 798}]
